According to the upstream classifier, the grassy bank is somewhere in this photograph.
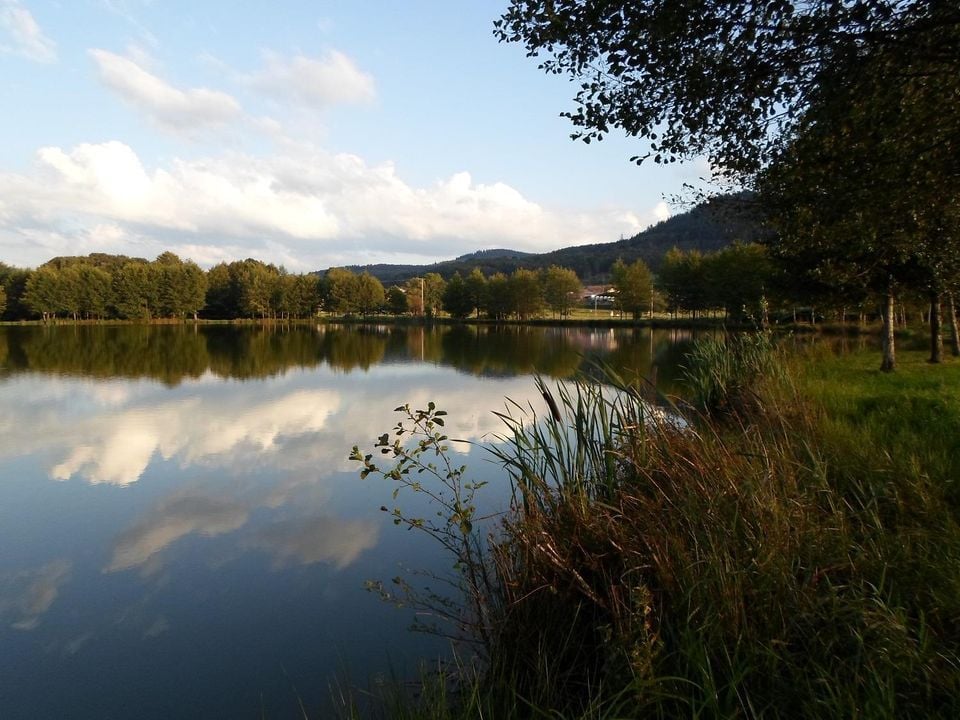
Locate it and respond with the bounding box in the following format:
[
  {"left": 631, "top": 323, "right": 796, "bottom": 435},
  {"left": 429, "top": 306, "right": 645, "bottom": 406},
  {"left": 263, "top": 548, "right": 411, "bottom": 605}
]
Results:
[
  {"left": 346, "top": 339, "right": 960, "bottom": 718},
  {"left": 798, "top": 347, "right": 960, "bottom": 492}
]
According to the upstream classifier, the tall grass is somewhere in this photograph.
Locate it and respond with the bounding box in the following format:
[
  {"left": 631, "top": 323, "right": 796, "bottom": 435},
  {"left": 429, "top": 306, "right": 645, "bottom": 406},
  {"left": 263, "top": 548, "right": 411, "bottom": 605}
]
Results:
[
  {"left": 681, "top": 330, "right": 782, "bottom": 413},
  {"left": 484, "top": 362, "right": 960, "bottom": 717},
  {"left": 350, "top": 338, "right": 960, "bottom": 718}
]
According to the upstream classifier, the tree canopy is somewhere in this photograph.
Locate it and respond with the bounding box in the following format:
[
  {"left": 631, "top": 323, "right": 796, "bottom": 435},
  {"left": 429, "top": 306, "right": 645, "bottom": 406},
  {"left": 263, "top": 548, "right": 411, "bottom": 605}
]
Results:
[{"left": 496, "top": 1, "right": 960, "bottom": 178}]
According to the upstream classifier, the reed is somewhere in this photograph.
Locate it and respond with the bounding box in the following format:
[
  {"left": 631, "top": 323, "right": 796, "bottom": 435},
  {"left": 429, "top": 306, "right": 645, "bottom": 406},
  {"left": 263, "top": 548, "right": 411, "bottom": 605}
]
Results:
[
  {"left": 351, "top": 339, "right": 960, "bottom": 718},
  {"left": 487, "top": 366, "right": 960, "bottom": 717},
  {"left": 680, "top": 330, "right": 781, "bottom": 414}
]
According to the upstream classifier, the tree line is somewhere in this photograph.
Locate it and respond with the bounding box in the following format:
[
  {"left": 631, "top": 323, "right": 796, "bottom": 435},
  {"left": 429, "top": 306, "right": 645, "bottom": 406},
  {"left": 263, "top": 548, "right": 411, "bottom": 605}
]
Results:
[
  {"left": 0, "top": 254, "right": 600, "bottom": 322},
  {"left": 7, "top": 241, "right": 950, "bottom": 329}
]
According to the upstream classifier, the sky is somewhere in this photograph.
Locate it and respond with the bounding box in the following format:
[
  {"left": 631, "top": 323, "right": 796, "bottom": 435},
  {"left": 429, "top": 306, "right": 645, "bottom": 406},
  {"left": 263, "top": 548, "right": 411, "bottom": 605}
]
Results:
[{"left": 0, "top": 1, "right": 709, "bottom": 271}]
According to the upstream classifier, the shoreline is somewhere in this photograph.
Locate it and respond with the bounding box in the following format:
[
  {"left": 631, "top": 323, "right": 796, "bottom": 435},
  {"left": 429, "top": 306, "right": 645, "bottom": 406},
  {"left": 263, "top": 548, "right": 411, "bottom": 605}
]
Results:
[{"left": 0, "top": 315, "right": 879, "bottom": 335}]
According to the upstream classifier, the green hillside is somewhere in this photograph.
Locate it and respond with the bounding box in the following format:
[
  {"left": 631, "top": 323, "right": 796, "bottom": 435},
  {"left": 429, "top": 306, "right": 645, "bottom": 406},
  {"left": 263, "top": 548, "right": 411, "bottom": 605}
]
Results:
[{"left": 336, "top": 195, "right": 763, "bottom": 283}]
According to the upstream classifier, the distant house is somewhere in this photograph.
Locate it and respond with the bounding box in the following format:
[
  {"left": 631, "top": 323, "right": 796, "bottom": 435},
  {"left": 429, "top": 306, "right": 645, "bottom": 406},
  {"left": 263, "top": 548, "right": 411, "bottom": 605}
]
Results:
[{"left": 581, "top": 285, "right": 617, "bottom": 308}]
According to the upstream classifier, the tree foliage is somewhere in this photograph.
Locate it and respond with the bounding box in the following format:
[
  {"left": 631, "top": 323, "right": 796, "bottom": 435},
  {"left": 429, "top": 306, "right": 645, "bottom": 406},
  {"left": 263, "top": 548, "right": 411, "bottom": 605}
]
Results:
[
  {"left": 442, "top": 272, "right": 474, "bottom": 319},
  {"left": 464, "top": 268, "right": 488, "bottom": 319},
  {"left": 542, "top": 265, "right": 582, "bottom": 317},
  {"left": 508, "top": 268, "right": 543, "bottom": 320},
  {"left": 386, "top": 285, "right": 409, "bottom": 316},
  {"left": 758, "top": 11, "right": 960, "bottom": 366},
  {"left": 485, "top": 272, "right": 512, "bottom": 320},
  {"left": 355, "top": 272, "right": 386, "bottom": 315},
  {"left": 496, "top": 1, "right": 960, "bottom": 178},
  {"left": 611, "top": 258, "right": 653, "bottom": 320}
]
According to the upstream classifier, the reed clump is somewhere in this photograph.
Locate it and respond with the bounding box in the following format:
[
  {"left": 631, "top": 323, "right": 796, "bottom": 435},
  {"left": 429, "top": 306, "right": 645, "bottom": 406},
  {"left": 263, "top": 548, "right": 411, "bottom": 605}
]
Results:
[
  {"left": 491, "top": 388, "right": 960, "bottom": 717},
  {"left": 351, "top": 341, "right": 960, "bottom": 718}
]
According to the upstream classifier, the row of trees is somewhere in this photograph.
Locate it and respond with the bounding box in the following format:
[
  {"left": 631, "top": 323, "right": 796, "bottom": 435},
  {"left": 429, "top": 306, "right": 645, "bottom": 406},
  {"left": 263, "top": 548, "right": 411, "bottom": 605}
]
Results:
[
  {"left": 5, "top": 243, "right": 951, "bottom": 329},
  {"left": 1, "top": 253, "right": 637, "bottom": 322},
  {"left": 4, "top": 253, "right": 207, "bottom": 321},
  {"left": 659, "top": 244, "right": 773, "bottom": 322}
]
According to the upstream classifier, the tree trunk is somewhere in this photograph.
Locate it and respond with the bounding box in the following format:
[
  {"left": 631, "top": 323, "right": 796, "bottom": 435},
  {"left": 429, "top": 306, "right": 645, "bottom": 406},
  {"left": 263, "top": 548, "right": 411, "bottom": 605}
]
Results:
[
  {"left": 929, "top": 291, "right": 943, "bottom": 364},
  {"left": 881, "top": 290, "right": 896, "bottom": 372},
  {"left": 948, "top": 292, "right": 960, "bottom": 357}
]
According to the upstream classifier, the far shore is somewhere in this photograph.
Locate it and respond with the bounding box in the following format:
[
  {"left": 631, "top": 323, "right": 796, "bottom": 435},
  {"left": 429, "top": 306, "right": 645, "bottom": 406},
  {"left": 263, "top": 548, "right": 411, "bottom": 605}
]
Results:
[{"left": 0, "top": 313, "right": 890, "bottom": 336}]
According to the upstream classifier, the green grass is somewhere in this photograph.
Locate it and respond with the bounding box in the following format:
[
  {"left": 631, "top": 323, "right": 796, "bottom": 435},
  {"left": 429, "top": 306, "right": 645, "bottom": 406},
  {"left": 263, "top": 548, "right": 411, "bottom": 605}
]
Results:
[{"left": 797, "top": 347, "right": 960, "bottom": 494}]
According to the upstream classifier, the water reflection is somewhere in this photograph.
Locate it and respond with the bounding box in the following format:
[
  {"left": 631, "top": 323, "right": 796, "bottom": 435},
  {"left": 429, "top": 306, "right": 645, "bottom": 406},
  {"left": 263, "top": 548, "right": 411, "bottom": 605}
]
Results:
[
  {"left": 0, "top": 559, "right": 72, "bottom": 631},
  {"left": 245, "top": 516, "right": 380, "bottom": 570},
  {"left": 0, "top": 324, "right": 702, "bottom": 719},
  {"left": 0, "top": 323, "right": 697, "bottom": 385},
  {"left": 106, "top": 493, "right": 250, "bottom": 572}
]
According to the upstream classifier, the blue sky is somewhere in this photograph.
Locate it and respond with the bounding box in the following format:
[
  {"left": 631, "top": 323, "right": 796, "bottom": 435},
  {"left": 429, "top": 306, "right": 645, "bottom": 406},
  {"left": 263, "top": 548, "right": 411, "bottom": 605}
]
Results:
[{"left": 0, "top": 1, "right": 708, "bottom": 270}]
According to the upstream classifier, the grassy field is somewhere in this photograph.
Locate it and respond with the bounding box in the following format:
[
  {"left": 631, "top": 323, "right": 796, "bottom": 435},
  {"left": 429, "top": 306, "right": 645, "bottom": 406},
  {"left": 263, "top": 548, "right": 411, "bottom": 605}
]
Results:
[{"left": 798, "top": 346, "right": 960, "bottom": 491}]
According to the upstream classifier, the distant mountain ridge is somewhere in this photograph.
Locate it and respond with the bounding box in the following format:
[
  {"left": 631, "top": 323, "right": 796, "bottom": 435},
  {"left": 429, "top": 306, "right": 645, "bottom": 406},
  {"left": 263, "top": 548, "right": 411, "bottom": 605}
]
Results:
[
  {"left": 454, "top": 248, "right": 534, "bottom": 262},
  {"left": 333, "top": 195, "right": 762, "bottom": 284}
]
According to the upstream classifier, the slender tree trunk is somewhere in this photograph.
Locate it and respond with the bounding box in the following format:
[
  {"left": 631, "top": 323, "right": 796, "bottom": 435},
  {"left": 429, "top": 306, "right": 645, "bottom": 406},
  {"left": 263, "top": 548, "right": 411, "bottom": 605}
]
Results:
[
  {"left": 881, "top": 290, "right": 896, "bottom": 372},
  {"left": 948, "top": 292, "right": 960, "bottom": 357},
  {"left": 929, "top": 291, "right": 943, "bottom": 364}
]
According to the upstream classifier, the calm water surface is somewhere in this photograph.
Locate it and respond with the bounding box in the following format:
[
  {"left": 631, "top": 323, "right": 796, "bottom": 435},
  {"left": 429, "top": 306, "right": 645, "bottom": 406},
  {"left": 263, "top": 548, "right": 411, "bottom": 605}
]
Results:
[{"left": 0, "top": 324, "right": 697, "bottom": 718}]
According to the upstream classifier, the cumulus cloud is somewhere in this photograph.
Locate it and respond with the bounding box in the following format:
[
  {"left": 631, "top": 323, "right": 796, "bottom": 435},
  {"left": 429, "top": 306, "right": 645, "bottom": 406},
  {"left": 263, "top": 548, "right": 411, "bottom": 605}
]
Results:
[
  {"left": 0, "top": 1, "right": 56, "bottom": 63},
  {"left": 90, "top": 49, "right": 241, "bottom": 133},
  {"left": 0, "top": 140, "right": 659, "bottom": 269},
  {"left": 653, "top": 200, "right": 671, "bottom": 222},
  {"left": 246, "top": 50, "right": 375, "bottom": 109}
]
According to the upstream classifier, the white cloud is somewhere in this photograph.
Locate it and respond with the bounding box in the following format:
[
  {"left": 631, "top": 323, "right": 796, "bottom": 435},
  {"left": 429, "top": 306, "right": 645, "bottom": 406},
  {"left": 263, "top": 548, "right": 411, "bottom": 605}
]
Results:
[
  {"left": 0, "top": 140, "right": 661, "bottom": 269},
  {"left": 90, "top": 49, "right": 241, "bottom": 134},
  {"left": 0, "top": 1, "right": 56, "bottom": 63},
  {"left": 247, "top": 50, "right": 375, "bottom": 109},
  {"left": 653, "top": 201, "right": 671, "bottom": 223}
]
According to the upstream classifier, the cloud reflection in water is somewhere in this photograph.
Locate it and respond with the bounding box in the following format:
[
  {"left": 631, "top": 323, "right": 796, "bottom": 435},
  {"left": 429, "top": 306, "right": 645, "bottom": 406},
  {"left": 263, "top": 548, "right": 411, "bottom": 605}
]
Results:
[{"left": 0, "top": 559, "right": 72, "bottom": 631}]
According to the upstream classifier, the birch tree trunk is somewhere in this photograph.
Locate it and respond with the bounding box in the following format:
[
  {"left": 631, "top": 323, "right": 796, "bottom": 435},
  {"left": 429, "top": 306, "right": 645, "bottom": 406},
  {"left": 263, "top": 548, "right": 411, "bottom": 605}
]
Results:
[
  {"left": 929, "top": 292, "right": 943, "bottom": 364},
  {"left": 881, "top": 290, "right": 896, "bottom": 372},
  {"left": 948, "top": 292, "right": 960, "bottom": 357}
]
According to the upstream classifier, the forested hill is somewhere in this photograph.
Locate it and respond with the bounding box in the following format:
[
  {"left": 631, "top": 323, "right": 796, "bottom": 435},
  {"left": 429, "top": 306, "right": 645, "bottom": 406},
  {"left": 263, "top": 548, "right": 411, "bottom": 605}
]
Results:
[{"left": 339, "top": 195, "right": 764, "bottom": 283}]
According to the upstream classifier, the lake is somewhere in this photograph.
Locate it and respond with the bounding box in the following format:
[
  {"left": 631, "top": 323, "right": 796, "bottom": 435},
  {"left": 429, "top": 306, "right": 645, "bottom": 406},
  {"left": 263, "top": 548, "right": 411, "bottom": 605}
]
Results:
[{"left": 0, "top": 323, "right": 697, "bottom": 718}]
